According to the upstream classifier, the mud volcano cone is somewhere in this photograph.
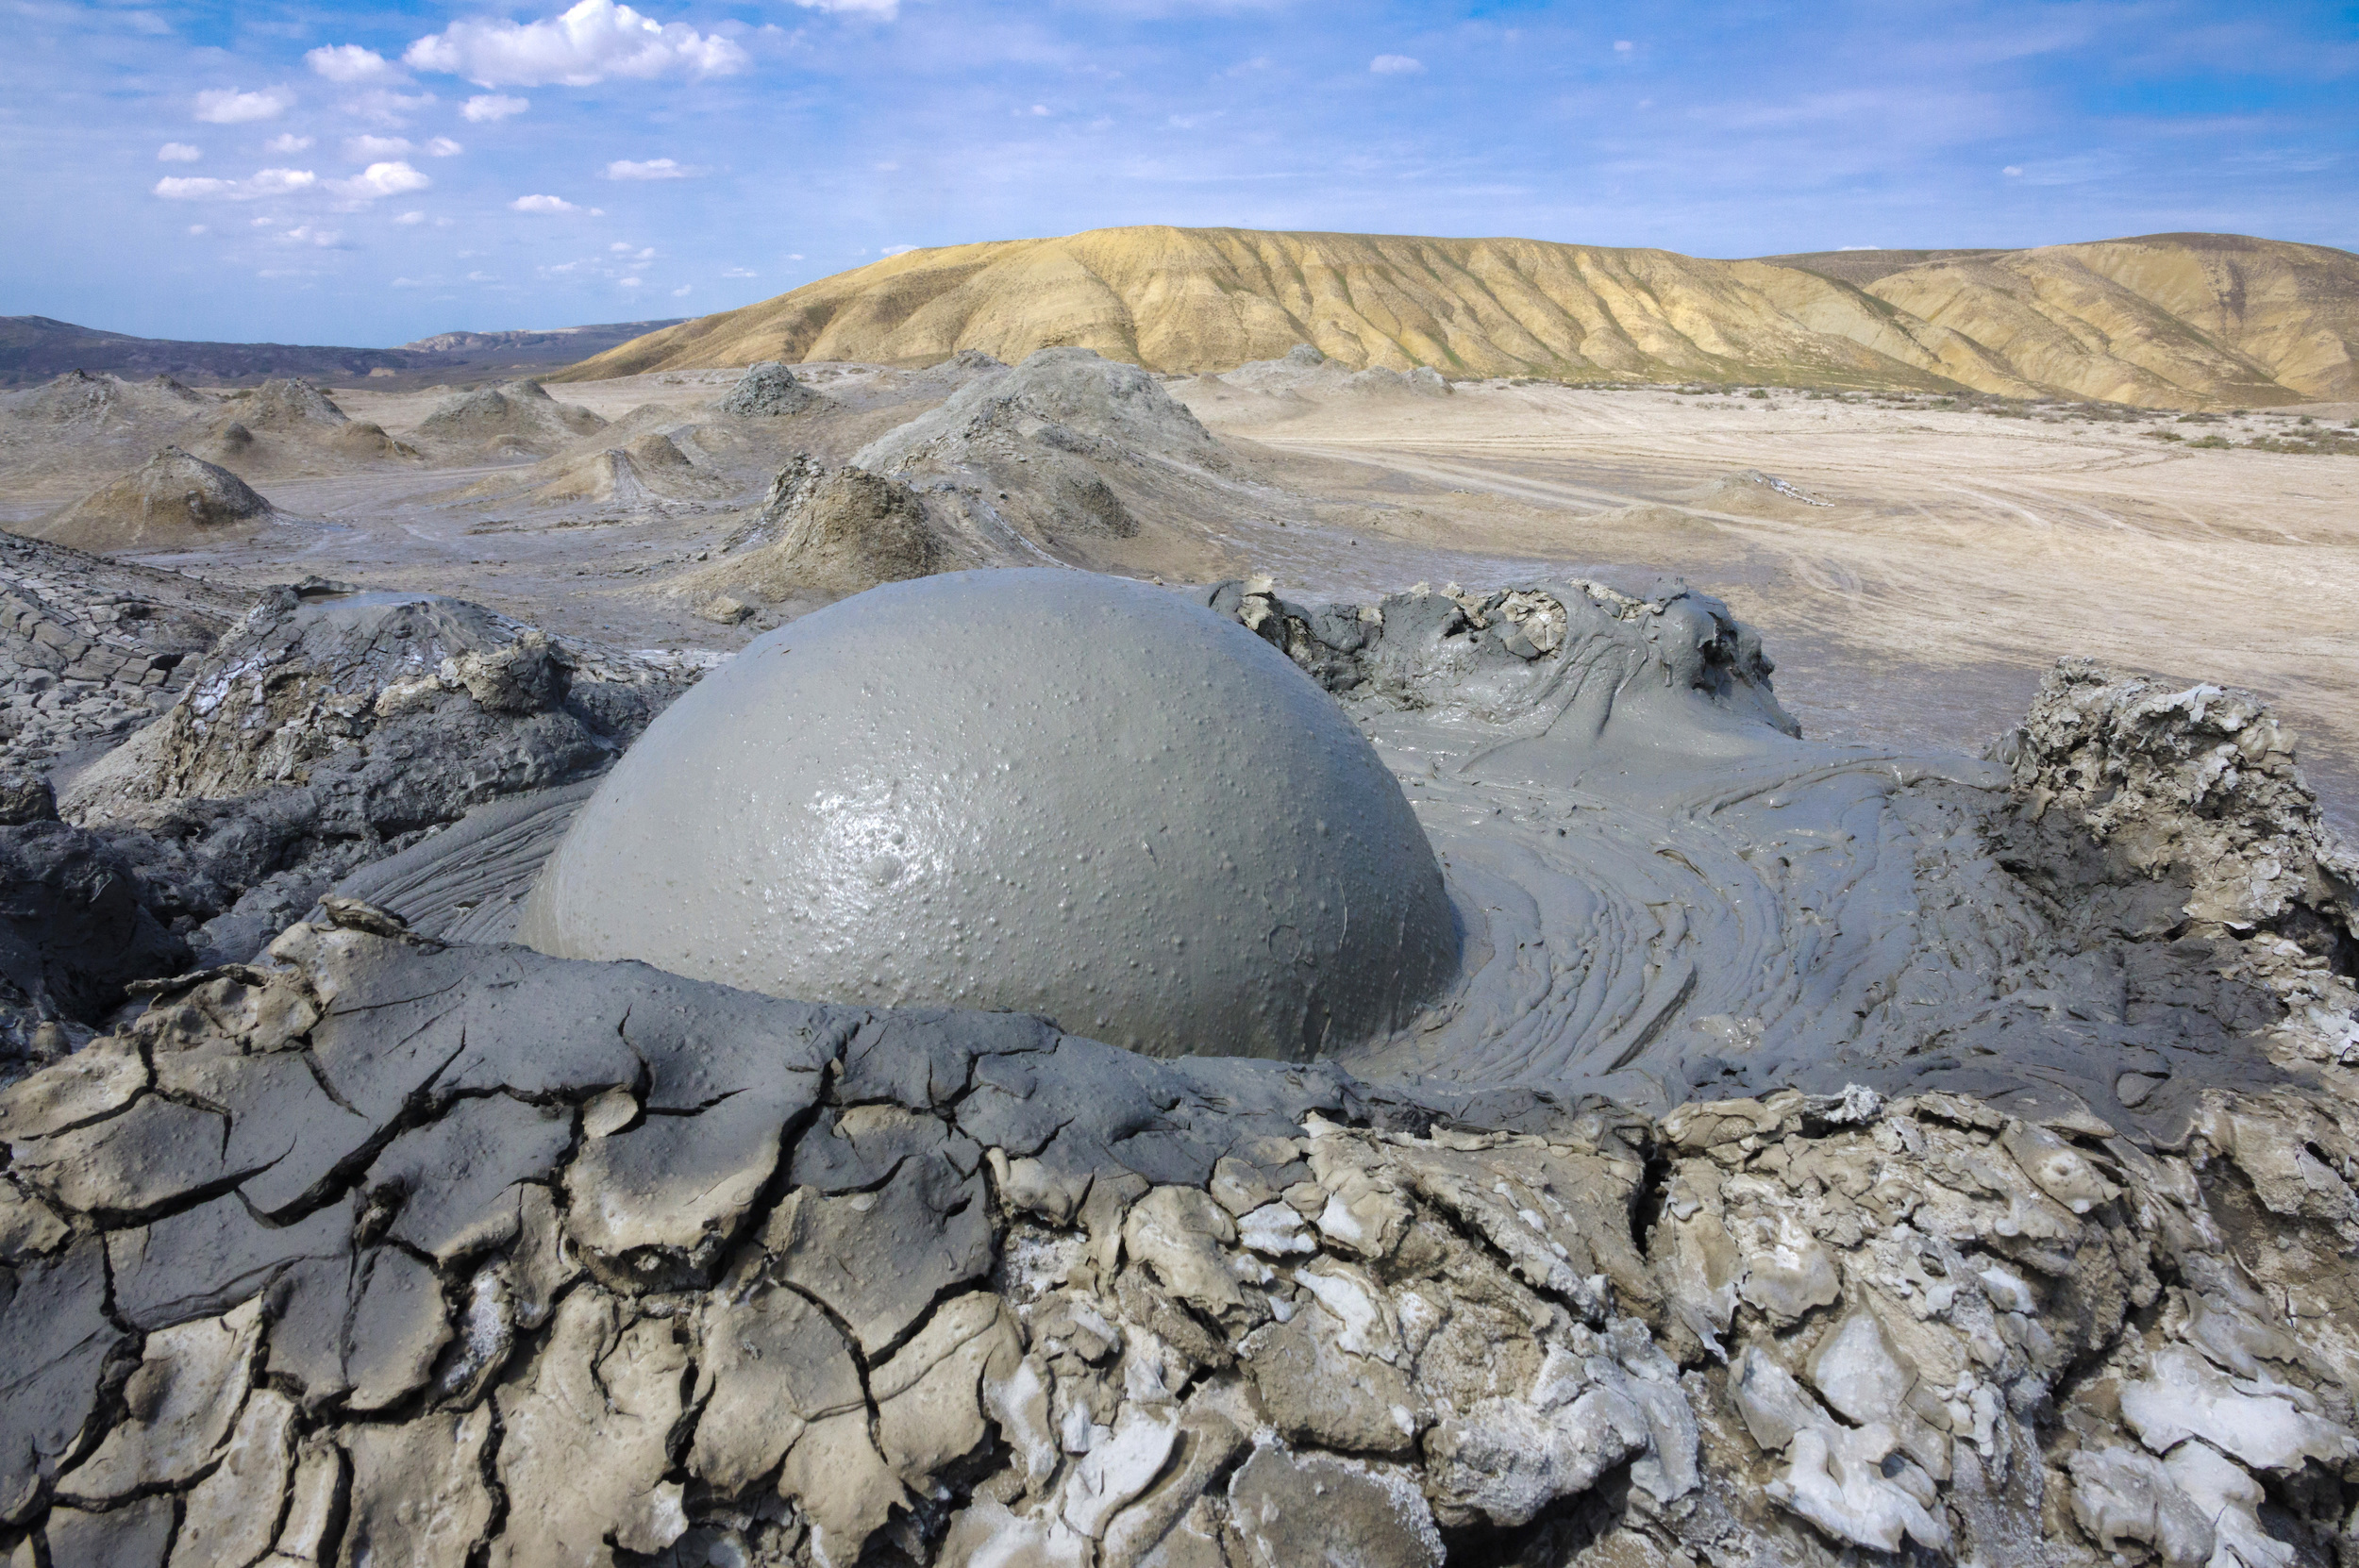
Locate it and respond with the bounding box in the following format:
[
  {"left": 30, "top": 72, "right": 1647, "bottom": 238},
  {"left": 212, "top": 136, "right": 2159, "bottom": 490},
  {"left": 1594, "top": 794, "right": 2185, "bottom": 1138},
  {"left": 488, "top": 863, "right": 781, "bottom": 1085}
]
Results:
[{"left": 33, "top": 446, "right": 277, "bottom": 552}]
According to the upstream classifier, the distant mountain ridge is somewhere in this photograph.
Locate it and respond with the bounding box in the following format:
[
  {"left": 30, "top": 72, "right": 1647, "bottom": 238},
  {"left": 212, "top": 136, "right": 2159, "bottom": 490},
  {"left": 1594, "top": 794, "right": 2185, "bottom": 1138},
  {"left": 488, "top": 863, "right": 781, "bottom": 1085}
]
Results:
[
  {"left": 552, "top": 227, "right": 2358, "bottom": 409},
  {"left": 0, "top": 316, "right": 689, "bottom": 390}
]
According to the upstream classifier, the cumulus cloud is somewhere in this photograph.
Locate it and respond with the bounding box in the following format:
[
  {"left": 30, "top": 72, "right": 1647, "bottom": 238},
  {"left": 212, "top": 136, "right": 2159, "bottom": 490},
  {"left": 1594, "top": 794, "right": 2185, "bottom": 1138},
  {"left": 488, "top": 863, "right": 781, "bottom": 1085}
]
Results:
[
  {"left": 603, "top": 157, "right": 699, "bottom": 179},
  {"left": 158, "top": 142, "right": 201, "bottom": 161},
  {"left": 330, "top": 160, "right": 430, "bottom": 200},
  {"left": 394, "top": 209, "right": 427, "bottom": 224},
  {"left": 791, "top": 0, "right": 899, "bottom": 14},
  {"left": 266, "top": 133, "right": 314, "bottom": 153},
  {"left": 276, "top": 225, "right": 346, "bottom": 247},
  {"left": 343, "top": 90, "right": 437, "bottom": 125},
  {"left": 426, "top": 136, "right": 463, "bottom": 157},
  {"left": 512, "top": 192, "right": 580, "bottom": 212},
  {"left": 308, "top": 44, "right": 398, "bottom": 82},
  {"left": 1369, "top": 55, "right": 1423, "bottom": 75},
  {"left": 721, "top": 266, "right": 754, "bottom": 276},
  {"left": 405, "top": 0, "right": 749, "bottom": 89},
  {"left": 879, "top": 242, "right": 915, "bottom": 256},
  {"left": 462, "top": 93, "right": 529, "bottom": 122},
  {"left": 672, "top": 283, "right": 692, "bottom": 296},
  {"left": 188, "top": 225, "right": 209, "bottom": 235},
  {"left": 1614, "top": 40, "right": 1632, "bottom": 52},
  {"left": 345, "top": 134, "right": 411, "bottom": 158},
  {"left": 152, "top": 167, "right": 318, "bottom": 201},
  {"left": 194, "top": 87, "right": 293, "bottom": 123}
]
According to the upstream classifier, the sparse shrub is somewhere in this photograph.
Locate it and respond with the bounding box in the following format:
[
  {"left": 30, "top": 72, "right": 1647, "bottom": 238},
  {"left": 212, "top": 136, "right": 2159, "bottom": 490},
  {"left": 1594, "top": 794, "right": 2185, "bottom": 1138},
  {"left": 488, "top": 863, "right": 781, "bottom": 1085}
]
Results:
[
  {"left": 2149, "top": 429, "right": 2184, "bottom": 442},
  {"left": 1746, "top": 389, "right": 1769, "bottom": 399},
  {"left": 2188, "top": 435, "right": 2231, "bottom": 449}
]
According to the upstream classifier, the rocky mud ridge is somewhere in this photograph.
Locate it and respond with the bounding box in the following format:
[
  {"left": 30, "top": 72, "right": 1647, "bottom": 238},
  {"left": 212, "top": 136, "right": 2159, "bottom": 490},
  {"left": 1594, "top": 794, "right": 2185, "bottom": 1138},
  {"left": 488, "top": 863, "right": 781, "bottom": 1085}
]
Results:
[
  {"left": 2, "top": 909, "right": 2358, "bottom": 1568},
  {"left": 1, "top": 554, "right": 2356, "bottom": 1565},
  {"left": 2, "top": 576, "right": 708, "bottom": 1069},
  {"left": 1, "top": 533, "right": 244, "bottom": 780}
]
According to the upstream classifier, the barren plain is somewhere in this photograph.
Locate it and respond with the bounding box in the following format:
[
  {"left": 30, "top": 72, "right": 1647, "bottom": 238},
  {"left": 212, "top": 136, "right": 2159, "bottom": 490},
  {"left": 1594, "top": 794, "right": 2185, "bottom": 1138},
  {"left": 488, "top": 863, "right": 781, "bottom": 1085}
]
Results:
[{"left": 8, "top": 362, "right": 2351, "bottom": 827}]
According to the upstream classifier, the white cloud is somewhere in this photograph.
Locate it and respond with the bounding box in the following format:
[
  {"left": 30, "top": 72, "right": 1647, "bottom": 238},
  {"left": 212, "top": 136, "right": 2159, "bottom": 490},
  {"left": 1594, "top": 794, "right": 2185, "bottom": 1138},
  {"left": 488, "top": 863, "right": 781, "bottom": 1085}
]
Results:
[
  {"left": 609, "top": 240, "right": 634, "bottom": 251},
  {"left": 266, "top": 133, "right": 314, "bottom": 153},
  {"left": 618, "top": 275, "right": 644, "bottom": 288},
  {"left": 187, "top": 224, "right": 208, "bottom": 235},
  {"left": 276, "top": 225, "right": 346, "bottom": 247},
  {"left": 194, "top": 87, "right": 293, "bottom": 124},
  {"left": 158, "top": 142, "right": 202, "bottom": 161},
  {"left": 308, "top": 44, "right": 398, "bottom": 82},
  {"left": 603, "top": 157, "right": 700, "bottom": 179},
  {"left": 152, "top": 167, "right": 318, "bottom": 201},
  {"left": 671, "top": 283, "right": 692, "bottom": 296},
  {"left": 393, "top": 276, "right": 428, "bottom": 287},
  {"left": 879, "top": 242, "right": 915, "bottom": 256},
  {"left": 792, "top": 0, "right": 897, "bottom": 13},
  {"left": 2003, "top": 164, "right": 2024, "bottom": 175},
  {"left": 462, "top": 93, "right": 529, "bottom": 122},
  {"left": 405, "top": 0, "right": 749, "bottom": 89},
  {"left": 426, "top": 136, "right": 463, "bottom": 157},
  {"left": 1614, "top": 40, "right": 1633, "bottom": 52},
  {"left": 1369, "top": 55, "right": 1423, "bottom": 75},
  {"left": 394, "top": 209, "right": 427, "bottom": 224},
  {"left": 787, "top": 252, "right": 803, "bottom": 259},
  {"left": 345, "top": 134, "right": 411, "bottom": 159},
  {"left": 330, "top": 160, "right": 430, "bottom": 200},
  {"left": 343, "top": 90, "right": 437, "bottom": 125},
  {"left": 512, "top": 192, "right": 580, "bottom": 212},
  {"left": 467, "top": 270, "right": 497, "bottom": 281},
  {"left": 721, "top": 266, "right": 754, "bottom": 276}
]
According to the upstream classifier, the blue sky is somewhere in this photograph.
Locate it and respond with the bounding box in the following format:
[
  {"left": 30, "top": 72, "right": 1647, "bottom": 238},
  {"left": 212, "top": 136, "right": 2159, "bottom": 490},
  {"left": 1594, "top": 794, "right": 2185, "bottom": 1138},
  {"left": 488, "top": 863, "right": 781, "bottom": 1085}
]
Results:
[{"left": 5, "top": 0, "right": 2354, "bottom": 345}]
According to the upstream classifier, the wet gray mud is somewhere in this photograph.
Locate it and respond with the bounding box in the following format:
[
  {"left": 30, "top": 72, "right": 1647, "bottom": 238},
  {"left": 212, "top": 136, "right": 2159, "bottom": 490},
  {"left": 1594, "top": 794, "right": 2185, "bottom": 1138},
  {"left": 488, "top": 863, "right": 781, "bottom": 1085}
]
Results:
[
  {"left": 329, "top": 569, "right": 2348, "bottom": 1146},
  {"left": 1324, "top": 583, "right": 2285, "bottom": 1133},
  {"left": 8, "top": 560, "right": 2359, "bottom": 1568}
]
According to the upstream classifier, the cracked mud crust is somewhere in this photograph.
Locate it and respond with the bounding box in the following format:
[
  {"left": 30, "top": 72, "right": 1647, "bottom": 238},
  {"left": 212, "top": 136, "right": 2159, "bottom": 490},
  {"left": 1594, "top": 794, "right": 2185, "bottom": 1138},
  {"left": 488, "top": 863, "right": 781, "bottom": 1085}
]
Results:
[
  {"left": 3, "top": 922, "right": 2359, "bottom": 1568},
  {"left": 2, "top": 569, "right": 2357, "bottom": 1565}
]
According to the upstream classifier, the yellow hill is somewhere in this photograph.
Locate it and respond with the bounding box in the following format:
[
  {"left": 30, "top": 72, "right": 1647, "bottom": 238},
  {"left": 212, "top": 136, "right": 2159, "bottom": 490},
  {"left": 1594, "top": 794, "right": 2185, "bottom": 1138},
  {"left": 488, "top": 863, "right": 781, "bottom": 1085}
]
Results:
[{"left": 555, "top": 226, "right": 2359, "bottom": 409}]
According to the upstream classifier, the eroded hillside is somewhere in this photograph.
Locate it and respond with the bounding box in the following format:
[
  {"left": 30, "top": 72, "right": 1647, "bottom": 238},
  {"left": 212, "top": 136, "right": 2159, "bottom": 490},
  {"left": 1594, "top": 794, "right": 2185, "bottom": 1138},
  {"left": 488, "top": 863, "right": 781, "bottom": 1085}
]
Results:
[{"left": 557, "top": 226, "right": 2359, "bottom": 409}]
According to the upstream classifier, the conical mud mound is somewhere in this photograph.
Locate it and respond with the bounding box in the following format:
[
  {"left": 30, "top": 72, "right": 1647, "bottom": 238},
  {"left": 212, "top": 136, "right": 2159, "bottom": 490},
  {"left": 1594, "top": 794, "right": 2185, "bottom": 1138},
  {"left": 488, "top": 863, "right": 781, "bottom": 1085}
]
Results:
[{"left": 31, "top": 446, "right": 279, "bottom": 552}]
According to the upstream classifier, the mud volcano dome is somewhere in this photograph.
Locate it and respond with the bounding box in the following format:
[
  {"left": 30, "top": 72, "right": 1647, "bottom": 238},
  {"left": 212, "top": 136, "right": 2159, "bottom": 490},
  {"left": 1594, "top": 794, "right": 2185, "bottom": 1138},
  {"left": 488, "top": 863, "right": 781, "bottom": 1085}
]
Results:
[{"left": 517, "top": 569, "right": 1459, "bottom": 1058}]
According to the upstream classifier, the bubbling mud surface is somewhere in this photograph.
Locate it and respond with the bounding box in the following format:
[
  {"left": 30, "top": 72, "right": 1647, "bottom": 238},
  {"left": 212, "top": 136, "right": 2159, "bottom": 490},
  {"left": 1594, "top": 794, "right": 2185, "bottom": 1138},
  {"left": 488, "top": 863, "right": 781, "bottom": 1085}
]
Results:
[{"left": 517, "top": 569, "right": 1458, "bottom": 1059}]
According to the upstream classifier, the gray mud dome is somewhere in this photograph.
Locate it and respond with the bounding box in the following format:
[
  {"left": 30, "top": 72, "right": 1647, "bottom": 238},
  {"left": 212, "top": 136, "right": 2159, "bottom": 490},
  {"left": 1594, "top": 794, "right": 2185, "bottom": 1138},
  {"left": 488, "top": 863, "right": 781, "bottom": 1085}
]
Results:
[{"left": 521, "top": 569, "right": 1457, "bottom": 1058}]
